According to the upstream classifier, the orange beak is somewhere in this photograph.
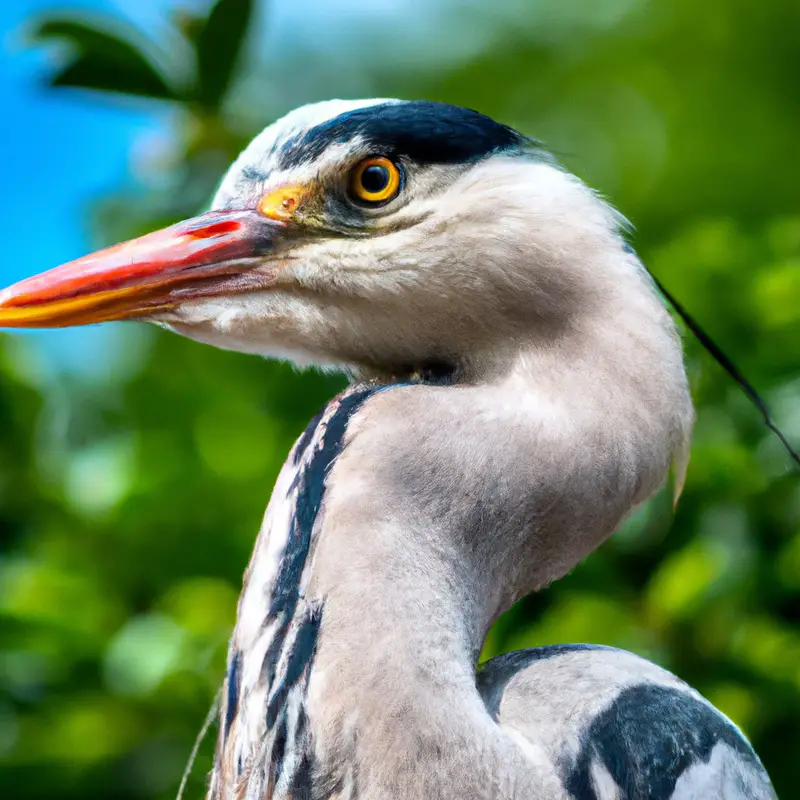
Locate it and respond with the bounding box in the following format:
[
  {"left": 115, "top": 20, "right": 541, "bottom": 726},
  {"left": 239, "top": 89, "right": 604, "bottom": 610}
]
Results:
[{"left": 0, "top": 210, "right": 285, "bottom": 328}]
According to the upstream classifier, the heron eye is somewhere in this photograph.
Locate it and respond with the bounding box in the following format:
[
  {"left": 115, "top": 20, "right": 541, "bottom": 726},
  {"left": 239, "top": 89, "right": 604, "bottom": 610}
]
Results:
[{"left": 349, "top": 157, "right": 402, "bottom": 205}]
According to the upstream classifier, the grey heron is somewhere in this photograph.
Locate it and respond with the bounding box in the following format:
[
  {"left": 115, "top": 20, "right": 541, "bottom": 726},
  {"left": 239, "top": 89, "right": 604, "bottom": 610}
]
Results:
[{"left": 0, "top": 99, "right": 780, "bottom": 799}]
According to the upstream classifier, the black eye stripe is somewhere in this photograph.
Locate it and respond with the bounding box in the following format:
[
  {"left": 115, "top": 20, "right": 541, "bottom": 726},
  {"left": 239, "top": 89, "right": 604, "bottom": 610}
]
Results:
[{"left": 277, "top": 100, "right": 531, "bottom": 169}]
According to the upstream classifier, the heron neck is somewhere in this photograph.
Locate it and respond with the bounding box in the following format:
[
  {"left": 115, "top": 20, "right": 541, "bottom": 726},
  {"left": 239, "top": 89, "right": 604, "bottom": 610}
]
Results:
[
  {"left": 304, "top": 277, "right": 692, "bottom": 796},
  {"left": 214, "top": 266, "right": 692, "bottom": 798},
  {"left": 307, "top": 487, "right": 558, "bottom": 799}
]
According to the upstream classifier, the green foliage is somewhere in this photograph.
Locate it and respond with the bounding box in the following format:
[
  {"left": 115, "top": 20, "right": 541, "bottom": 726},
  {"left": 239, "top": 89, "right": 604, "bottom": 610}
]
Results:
[
  {"left": 30, "top": 0, "right": 254, "bottom": 112},
  {"left": 192, "top": 0, "right": 254, "bottom": 109},
  {"left": 2, "top": 0, "right": 800, "bottom": 798},
  {"left": 30, "top": 18, "right": 179, "bottom": 101}
]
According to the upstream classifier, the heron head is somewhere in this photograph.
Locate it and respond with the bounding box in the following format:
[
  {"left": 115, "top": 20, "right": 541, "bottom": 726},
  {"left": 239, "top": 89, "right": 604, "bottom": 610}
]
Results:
[{"left": 0, "top": 99, "right": 650, "bottom": 377}]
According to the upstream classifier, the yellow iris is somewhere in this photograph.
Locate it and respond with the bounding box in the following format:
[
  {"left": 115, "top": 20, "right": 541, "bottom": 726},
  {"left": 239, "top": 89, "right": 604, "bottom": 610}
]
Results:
[{"left": 349, "top": 157, "right": 402, "bottom": 204}]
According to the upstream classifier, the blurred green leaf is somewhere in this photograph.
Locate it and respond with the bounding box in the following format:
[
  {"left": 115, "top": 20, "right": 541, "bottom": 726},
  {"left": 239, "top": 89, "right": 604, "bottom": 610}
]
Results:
[
  {"left": 645, "top": 539, "right": 726, "bottom": 623},
  {"left": 191, "top": 0, "right": 254, "bottom": 109},
  {"left": 104, "top": 614, "right": 187, "bottom": 697},
  {"left": 31, "top": 18, "right": 179, "bottom": 101}
]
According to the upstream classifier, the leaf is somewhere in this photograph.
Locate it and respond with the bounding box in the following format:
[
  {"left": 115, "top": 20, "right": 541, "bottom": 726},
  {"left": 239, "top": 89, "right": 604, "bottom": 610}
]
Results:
[
  {"left": 192, "top": 0, "right": 254, "bottom": 109},
  {"left": 30, "top": 17, "right": 179, "bottom": 101}
]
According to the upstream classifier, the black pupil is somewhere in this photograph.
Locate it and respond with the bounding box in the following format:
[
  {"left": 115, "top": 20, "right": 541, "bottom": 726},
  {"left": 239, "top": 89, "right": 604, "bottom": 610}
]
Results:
[{"left": 361, "top": 164, "right": 391, "bottom": 194}]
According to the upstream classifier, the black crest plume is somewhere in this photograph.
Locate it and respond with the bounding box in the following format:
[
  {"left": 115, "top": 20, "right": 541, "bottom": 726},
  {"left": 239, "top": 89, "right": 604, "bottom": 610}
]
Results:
[{"left": 651, "top": 274, "right": 800, "bottom": 470}]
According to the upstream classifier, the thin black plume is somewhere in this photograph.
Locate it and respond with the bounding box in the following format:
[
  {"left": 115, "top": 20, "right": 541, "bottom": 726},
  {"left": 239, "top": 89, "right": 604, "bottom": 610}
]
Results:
[{"left": 651, "top": 274, "right": 800, "bottom": 470}]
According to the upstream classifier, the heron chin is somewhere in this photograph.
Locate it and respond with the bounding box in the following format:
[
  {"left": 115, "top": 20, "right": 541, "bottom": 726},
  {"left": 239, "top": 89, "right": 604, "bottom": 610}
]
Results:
[{"left": 0, "top": 99, "right": 777, "bottom": 799}]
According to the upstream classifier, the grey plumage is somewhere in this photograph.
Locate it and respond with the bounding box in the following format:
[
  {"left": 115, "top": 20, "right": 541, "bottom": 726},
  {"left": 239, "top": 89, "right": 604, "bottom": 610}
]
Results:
[
  {"left": 194, "top": 100, "right": 774, "bottom": 799},
  {"left": 0, "top": 98, "right": 775, "bottom": 799}
]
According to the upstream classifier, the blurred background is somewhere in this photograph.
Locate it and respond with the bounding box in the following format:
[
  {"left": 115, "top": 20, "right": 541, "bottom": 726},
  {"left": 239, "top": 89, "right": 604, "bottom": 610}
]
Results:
[{"left": 1, "top": 0, "right": 799, "bottom": 797}]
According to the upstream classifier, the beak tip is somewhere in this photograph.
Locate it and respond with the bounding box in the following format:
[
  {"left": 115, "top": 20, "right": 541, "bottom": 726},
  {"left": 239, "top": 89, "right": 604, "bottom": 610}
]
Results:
[
  {"left": 0, "top": 280, "right": 27, "bottom": 312},
  {"left": 0, "top": 288, "right": 14, "bottom": 316}
]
